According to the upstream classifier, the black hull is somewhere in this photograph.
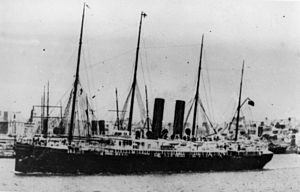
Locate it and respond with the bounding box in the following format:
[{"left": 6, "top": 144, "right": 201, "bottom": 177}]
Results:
[
  {"left": 15, "top": 143, "right": 273, "bottom": 174},
  {"left": 268, "top": 146, "right": 288, "bottom": 154}
]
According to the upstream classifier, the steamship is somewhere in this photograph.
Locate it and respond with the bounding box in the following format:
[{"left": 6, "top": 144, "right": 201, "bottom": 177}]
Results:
[{"left": 15, "top": 5, "right": 273, "bottom": 174}]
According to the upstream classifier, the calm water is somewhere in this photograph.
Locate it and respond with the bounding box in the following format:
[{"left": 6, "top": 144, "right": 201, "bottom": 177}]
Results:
[{"left": 0, "top": 154, "right": 300, "bottom": 192}]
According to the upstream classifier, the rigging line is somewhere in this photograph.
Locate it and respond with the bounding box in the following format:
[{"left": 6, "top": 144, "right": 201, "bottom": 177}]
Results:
[
  {"left": 242, "top": 107, "right": 250, "bottom": 126},
  {"left": 85, "top": 92, "right": 96, "bottom": 119},
  {"left": 248, "top": 105, "right": 254, "bottom": 122},
  {"left": 227, "top": 99, "right": 236, "bottom": 121},
  {"left": 225, "top": 101, "right": 242, "bottom": 133},
  {"left": 183, "top": 99, "right": 195, "bottom": 129},
  {"left": 201, "top": 67, "right": 241, "bottom": 72},
  {"left": 140, "top": 38, "right": 150, "bottom": 88},
  {"left": 81, "top": 58, "right": 97, "bottom": 119},
  {"left": 76, "top": 105, "right": 82, "bottom": 137},
  {"left": 82, "top": 50, "right": 93, "bottom": 98},
  {"left": 199, "top": 99, "right": 216, "bottom": 133},
  {"left": 136, "top": 83, "right": 146, "bottom": 122},
  {"left": 124, "top": 52, "right": 139, "bottom": 95},
  {"left": 49, "top": 86, "right": 73, "bottom": 115},
  {"left": 186, "top": 97, "right": 194, "bottom": 106},
  {"left": 46, "top": 46, "right": 78, "bottom": 84},
  {"left": 139, "top": 49, "right": 147, "bottom": 88},
  {"left": 81, "top": 49, "right": 136, "bottom": 71},
  {"left": 182, "top": 97, "right": 195, "bottom": 128},
  {"left": 142, "top": 38, "right": 153, "bottom": 107},
  {"left": 81, "top": 104, "right": 89, "bottom": 125},
  {"left": 203, "top": 54, "right": 215, "bottom": 123},
  {"left": 83, "top": 31, "right": 97, "bottom": 113},
  {"left": 200, "top": 73, "right": 211, "bottom": 121},
  {"left": 97, "top": 19, "right": 138, "bottom": 38},
  {"left": 199, "top": 52, "right": 211, "bottom": 122},
  {"left": 221, "top": 97, "right": 235, "bottom": 124},
  {"left": 78, "top": 105, "right": 85, "bottom": 129},
  {"left": 63, "top": 89, "right": 73, "bottom": 117},
  {"left": 120, "top": 87, "right": 132, "bottom": 124},
  {"left": 142, "top": 44, "right": 200, "bottom": 49},
  {"left": 139, "top": 31, "right": 146, "bottom": 87}
]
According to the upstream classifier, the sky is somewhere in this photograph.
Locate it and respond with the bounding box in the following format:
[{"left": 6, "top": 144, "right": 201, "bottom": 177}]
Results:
[{"left": 0, "top": 0, "right": 300, "bottom": 124}]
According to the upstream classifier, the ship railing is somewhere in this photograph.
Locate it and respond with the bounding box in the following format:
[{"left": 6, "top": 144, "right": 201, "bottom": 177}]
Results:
[
  {"left": 97, "top": 148, "right": 228, "bottom": 158},
  {"left": 228, "top": 150, "right": 261, "bottom": 156}
]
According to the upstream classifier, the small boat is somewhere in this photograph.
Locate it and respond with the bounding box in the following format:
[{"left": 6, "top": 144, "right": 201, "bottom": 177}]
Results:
[
  {"left": 260, "top": 120, "right": 293, "bottom": 154},
  {"left": 268, "top": 142, "right": 288, "bottom": 154},
  {"left": 0, "top": 141, "right": 15, "bottom": 158}
]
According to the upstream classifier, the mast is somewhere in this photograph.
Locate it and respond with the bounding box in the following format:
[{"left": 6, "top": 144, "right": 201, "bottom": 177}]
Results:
[
  {"left": 41, "top": 86, "right": 45, "bottom": 134},
  {"left": 44, "top": 81, "right": 49, "bottom": 138},
  {"left": 115, "top": 88, "right": 120, "bottom": 130},
  {"left": 68, "top": 3, "right": 86, "bottom": 144},
  {"left": 234, "top": 61, "right": 245, "bottom": 141},
  {"left": 192, "top": 34, "right": 204, "bottom": 137},
  {"left": 145, "top": 85, "right": 150, "bottom": 132},
  {"left": 60, "top": 102, "right": 63, "bottom": 124},
  {"left": 127, "top": 12, "right": 147, "bottom": 135},
  {"left": 85, "top": 95, "right": 90, "bottom": 136},
  {"left": 40, "top": 92, "right": 43, "bottom": 133},
  {"left": 47, "top": 81, "right": 49, "bottom": 120}
]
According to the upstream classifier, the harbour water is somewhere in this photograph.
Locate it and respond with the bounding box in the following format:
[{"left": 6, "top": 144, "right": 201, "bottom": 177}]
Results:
[{"left": 0, "top": 154, "right": 299, "bottom": 192}]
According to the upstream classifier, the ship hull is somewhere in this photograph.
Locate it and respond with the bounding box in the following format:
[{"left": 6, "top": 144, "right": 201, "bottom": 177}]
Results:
[
  {"left": 15, "top": 143, "right": 273, "bottom": 174},
  {"left": 268, "top": 145, "right": 288, "bottom": 154}
]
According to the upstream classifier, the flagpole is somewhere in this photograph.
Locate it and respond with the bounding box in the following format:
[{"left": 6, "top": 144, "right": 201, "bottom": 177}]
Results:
[{"left": 235, "top": 61, "right": 245, "bottom": 141}]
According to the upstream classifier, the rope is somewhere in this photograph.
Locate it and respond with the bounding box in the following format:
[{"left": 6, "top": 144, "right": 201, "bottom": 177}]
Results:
[
  {"left": 135, "top": 83, "right": 146, "bottom": 122},
  {"left": 81, "top": 49, "right": 135, "bottom": 71},
  {"left": 120, "top": 86, "right": 132, "bottom": 127},
  {"left": 183, "top": 99, "right": 195, "bottom": 129},
  {"left": 199, "top": 99, "right": 217, "bottom": 134},
  {"left": 142, "top": 44, "right": 200, "bottom": 49}
]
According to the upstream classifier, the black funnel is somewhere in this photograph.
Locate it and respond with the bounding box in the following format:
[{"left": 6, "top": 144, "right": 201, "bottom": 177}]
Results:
[
  {"left": 91, "top": 120, "right": 98, "bottom": 135},
  {"left": 98, "top": 120, "right": 105, "bottom": 135},
  {"left": 173, "top": 100, "right": 185, "bottom": 138},
  {"left": 152, "top": 98, "right": 165, "bottom": 139}
]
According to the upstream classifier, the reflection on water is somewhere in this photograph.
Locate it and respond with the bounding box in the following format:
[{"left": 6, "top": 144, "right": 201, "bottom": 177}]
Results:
[{"left": 1, "top": 154, "right": 300, "bottom": 192}]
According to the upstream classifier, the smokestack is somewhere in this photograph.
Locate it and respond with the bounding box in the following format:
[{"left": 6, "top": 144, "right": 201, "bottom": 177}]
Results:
[
  {"left": 98, "top": 120, "right": 105, "bottom": 135},
  {"left": 42, "top": 119, "right": 48, "bottom": 136},
  {"left": 173, "top": 100, "right": 185, "bottom": 138},
  {"left": 3, "top": 111, "right": 8, "bottom": 121},
  {"left": 152, "top": 98, "right": 165, "bottom": 139},
  {"left": 91, "top": 120, "right": 98, "bottom": 135}
]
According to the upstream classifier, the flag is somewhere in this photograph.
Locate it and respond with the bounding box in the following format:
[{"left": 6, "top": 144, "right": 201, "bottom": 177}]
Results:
[
  {"left": 142, "top": 12, "right": 147, "bottom": 17},
  {"left": 248, "top": 100, "right": 255, "bottom": 106},
  {"left": 85, "top": 3, "right": 90, "bottom": 9}
]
